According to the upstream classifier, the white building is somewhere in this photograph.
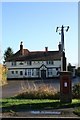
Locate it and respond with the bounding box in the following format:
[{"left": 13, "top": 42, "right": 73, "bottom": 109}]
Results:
[{"left": 6, "top": 42, "right": 64, "bottom": 79}]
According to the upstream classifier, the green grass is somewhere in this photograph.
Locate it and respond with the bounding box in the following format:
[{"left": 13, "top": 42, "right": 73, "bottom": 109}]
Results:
[
  {"left": 0, "top": 99, "right": 80, "bottom": 113},
  {"left": 0, "top": 99, "right": 59, "bottom": 110}
]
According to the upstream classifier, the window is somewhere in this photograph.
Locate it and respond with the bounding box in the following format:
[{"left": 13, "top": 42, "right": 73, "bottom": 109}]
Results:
[
  {"left": 16, "top": 71, "right": 18, "bottom": 74},
  {"left": 11, "top": 71, "right": 14, "bottom": 74},
  {"left": 36, "top": 69, "right": 39, "bottom": 76},
  {"left": 11, "top": 62, "right": 16, "bottom": 66},
  {"left": 20, "top": 71, "right": 23, "bottom": 75},
  {"left": 27, "top": 61, "right": 32, "bottom": 65},
  {"left": 19, "top": 62, "right": 23, "bottom": 65},
  {"left": 28, "top": 69, "right": 31, "bottom": 76},
  {"left": 46, "top": 61, "right": 54, "bottom": 65},
  {"left": 47, "top": 69, "right": 52, "bottom": 76},
  {"left": 32, "top": 69, "right": 35, "bottom": 76},
  {"left": 56, "top": 68, "right": 58, "bottom": 71}
]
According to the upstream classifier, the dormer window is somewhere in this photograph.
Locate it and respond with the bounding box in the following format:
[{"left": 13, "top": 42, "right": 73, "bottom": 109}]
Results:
[{"left": 19, "top": 62, "right": 23, "bottom": 65}]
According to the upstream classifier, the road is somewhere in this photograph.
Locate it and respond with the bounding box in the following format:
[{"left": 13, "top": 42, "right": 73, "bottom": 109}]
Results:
[{"left": 1, "top": 77, "right": 80, "bottom": 98}]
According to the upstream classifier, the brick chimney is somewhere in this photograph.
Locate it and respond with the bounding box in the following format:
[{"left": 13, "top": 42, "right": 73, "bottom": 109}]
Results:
[
  {"left": 20, "top": 41, "right": 24, "bottom": 55},
  {"left": 45, "top": 47, "right": 48, "bottom": 52}
]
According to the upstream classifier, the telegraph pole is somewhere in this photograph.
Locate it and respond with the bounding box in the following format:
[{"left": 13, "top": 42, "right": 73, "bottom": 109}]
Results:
[
  {"left": 56, "top": 25, "right": 72, "bottom": 103},
  {"left": 56, "top": 25, "right": 69, "bottom": 71}
]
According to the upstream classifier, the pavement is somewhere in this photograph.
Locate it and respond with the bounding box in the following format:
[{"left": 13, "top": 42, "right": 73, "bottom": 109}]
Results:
[{"left": 1, "top": 108, "right": 80, "bottom": 118}]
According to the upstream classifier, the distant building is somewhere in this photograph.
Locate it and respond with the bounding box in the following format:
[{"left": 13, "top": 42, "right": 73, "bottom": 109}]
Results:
[
  {"left": 71, "top": 66, "right": 76, "bottom": 77},
  {"left": 5, "top": 42, "right": 64, "bottom": 79}
]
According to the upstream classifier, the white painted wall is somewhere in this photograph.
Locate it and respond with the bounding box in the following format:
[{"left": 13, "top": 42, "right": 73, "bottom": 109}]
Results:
[{"left": 6, "top": 60, "right": 61, "bottom": 79}]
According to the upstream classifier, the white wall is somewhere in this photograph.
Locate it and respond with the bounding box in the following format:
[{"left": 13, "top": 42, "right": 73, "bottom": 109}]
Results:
[{"left": 6, "top": 60, "right": 61, "bottom": 79}]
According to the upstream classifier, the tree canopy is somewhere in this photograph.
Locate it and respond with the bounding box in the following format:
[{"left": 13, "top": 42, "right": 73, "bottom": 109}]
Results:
[
  {"left": 67, "top": 63, "right": 73, "bottom": 72},
  {"left": 4, "top": 47, "right": 14, "bottom": 62}
]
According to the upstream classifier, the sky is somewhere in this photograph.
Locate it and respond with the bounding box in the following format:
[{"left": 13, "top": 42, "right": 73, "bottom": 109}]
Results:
[{"left": 1, "top": 2, "right": 78, "bottom": 66}]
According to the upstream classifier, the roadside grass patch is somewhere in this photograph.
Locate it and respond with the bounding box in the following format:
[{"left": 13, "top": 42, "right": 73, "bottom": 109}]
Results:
[
  {"left": 1, "top": 99, "right": 59, "bottom": 112},
  {"left": 11, "top": 84, "right": 60, "bottom": 99},
  {"left": 0, "top": 99, "right": 80, "bottom": 113}
]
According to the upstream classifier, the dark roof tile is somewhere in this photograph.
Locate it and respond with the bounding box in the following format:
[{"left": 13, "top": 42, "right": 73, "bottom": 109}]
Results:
[{"left": 6, "top": 49, "right": 62, "bottom": 61}]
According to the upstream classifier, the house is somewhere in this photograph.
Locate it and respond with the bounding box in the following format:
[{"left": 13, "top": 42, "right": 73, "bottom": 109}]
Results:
[
  {"left": 71, "top": 66, "right": 76, "bottom": 78},
  {"left": 5, "top": 42, "right": 65, "bottom": 79}
]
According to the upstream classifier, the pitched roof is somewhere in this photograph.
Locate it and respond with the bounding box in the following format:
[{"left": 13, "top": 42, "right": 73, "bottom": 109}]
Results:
[{"left": 6, "top": 49, "right": 62, "bottom": 62}]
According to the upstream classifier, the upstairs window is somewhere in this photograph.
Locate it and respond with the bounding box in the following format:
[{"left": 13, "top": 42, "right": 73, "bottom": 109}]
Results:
[
  {"left": 19, "top": 62, "right": 24, "bottom": 65},
  {"left": 46, "top": 61, "right": 54, "bottom": 65},
  {"left": 27, "top": 61, "right": 32, "bottom": 65},
  {"left": 11, "top": 61, "right": 16, "bottom": 66}
]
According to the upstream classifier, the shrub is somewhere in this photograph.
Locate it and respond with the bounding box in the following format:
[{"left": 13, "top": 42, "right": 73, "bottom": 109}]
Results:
[
  {"left": 14, "top": 84, "right": 60, "bottom": 99},
  {"left": 0, "top": 64, "right": 7, "bottom": 86},
  {"left": 72, "top": 83, "right": 80, "bottom": 99}
]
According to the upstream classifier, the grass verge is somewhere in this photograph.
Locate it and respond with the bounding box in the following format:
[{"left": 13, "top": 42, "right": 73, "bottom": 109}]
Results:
[{"left": 0, "top": 99, "right": 80, "bottom": 113}]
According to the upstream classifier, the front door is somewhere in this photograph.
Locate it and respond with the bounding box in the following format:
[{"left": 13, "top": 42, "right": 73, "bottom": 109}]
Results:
[{"left": 41, "top": 70, "right": 46, "bottom": 79}]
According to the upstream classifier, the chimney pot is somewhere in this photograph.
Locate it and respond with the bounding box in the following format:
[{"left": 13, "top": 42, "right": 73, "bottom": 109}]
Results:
[
  {"left": 20, "top": 41, "right": 23, "bottom": 55},
  {"left": 45, "top": 47, "right": 48, "bottom": 52}
]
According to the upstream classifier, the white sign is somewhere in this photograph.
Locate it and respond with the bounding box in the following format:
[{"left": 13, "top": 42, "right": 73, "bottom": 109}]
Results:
[{"left": 64, "top": 82, "right": 67, "bottom": 87}]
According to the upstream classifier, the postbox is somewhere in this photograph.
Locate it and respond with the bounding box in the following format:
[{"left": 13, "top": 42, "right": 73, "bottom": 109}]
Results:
[{"left": 60, "top": 71, "right": 72, "bottom": 103}]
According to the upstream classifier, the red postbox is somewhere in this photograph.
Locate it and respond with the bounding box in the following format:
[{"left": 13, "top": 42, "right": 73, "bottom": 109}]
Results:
[{"left": 60, "top": 71, "right": 72, "bottom": 103}]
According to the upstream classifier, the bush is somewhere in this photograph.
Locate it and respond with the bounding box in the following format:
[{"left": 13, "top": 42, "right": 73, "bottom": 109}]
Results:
[
  {"left": 76, "top": 67, "right": 80, "bottom": 77},
  {"left": 14, "top": 84, "right": 60, "bottom": 99},
  {"left": 72, "top": 83, "right": 80, "bottom": 99},
  {"left": 0, "top": 64, "right": 7, "bottom": 86}
]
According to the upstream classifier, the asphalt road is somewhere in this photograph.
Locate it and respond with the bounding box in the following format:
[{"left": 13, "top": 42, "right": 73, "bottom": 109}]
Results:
[{"left": 1, "top": 77, "right": 80, "bottom": 99}]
